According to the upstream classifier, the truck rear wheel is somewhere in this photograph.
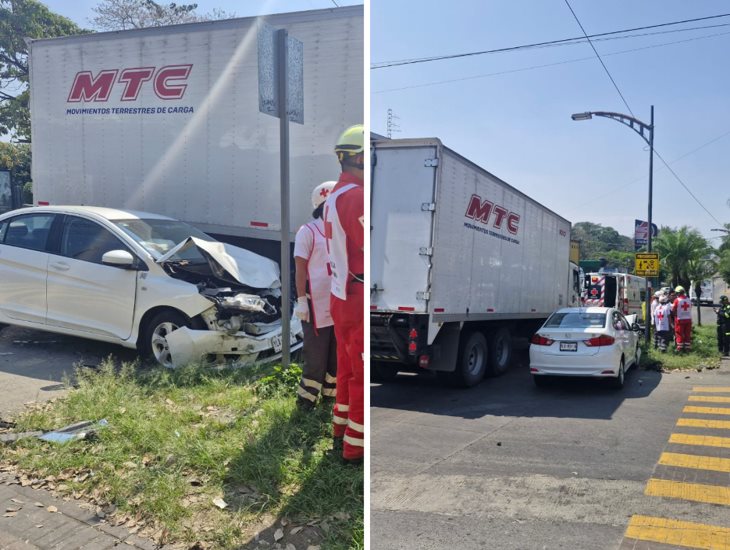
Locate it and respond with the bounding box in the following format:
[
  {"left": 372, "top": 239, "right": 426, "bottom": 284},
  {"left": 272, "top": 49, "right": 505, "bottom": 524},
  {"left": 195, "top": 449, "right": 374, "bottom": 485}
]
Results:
[
  {"left": 449, "top": 331, "right": 488, "bottom": 388},
  {"left": 487, "top": 327, "right": 512, "bottom": 376}
]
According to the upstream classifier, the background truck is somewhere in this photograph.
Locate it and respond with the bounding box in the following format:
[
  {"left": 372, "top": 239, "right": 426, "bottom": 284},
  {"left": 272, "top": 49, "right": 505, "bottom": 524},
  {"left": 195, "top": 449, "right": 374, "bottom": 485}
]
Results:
[
  {"left": 690, "top": 279, "right": 714, "bottom": 305},
  {"left": 28, "top": 6, "right": 363, "bottom": 260},
  {"left": 370, "top": 137, "right": 580, "bottom": 387},
  {"left": 583, "top": 271, "right": 647, "bottom": 321}
]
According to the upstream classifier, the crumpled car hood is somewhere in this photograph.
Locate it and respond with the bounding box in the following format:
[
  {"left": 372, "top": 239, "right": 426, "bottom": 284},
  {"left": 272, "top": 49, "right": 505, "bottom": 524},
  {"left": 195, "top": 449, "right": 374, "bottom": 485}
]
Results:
[{"left": 156, "top": 236, "right": 281, "bottom": 289}]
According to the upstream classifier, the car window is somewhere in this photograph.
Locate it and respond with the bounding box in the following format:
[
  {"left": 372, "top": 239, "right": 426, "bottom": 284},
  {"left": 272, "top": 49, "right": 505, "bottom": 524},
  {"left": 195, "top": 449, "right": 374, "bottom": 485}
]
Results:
[
  {"left": 60, "top": 216, "right": 130, "bottom": 264},
  {"left": 618, "top": 313, "right": 630, "bottom": 331},
  {"left": 2, "top": 213, "right": 55, "bottom": 251},
  {"left": 113, "top": 218, "right": 214, "bottom": 260},
  {"left": 0, "top": 220, "right": 6, "bottom": 242},
  {"left": 611, "top": 312, "right": 629, "bottom": 331},
  {"left": 544, "top": 312, "right": 607, "bottom": 328}
]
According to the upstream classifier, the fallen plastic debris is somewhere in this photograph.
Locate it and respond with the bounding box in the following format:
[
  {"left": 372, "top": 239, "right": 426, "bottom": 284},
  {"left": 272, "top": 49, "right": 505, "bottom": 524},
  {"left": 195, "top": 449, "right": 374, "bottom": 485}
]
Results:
[
  {"left": 0, "top": 420, "right": 16, "bottom": 429},
  {"left": 37, "top": 419, "right": 109, "bottom": 444}
]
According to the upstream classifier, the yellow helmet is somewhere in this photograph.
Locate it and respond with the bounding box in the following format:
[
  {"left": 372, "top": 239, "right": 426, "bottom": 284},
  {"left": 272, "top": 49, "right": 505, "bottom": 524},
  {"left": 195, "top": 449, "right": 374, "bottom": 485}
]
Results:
[
  {"left": 335, "top": 124, "right": 364, "bottom": 161},
  {"left": 675, "top": 285, "right": 685, "bottom": 294}
]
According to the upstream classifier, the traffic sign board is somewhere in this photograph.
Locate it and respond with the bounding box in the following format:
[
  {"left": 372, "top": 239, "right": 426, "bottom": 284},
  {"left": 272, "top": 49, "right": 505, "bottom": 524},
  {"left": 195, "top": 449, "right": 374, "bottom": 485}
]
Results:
[{"left": 635, "top": 253, "right": 660, "bottom": 276}]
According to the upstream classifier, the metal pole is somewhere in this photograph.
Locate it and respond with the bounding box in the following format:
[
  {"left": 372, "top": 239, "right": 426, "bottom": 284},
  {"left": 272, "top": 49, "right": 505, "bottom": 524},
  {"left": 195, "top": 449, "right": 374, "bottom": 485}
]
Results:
[
  {"left": 277, "top": 29, "right": 291, "bottom": 368},
  {"left": 644, "top": 105, "right": 654, "bottom": 343}
]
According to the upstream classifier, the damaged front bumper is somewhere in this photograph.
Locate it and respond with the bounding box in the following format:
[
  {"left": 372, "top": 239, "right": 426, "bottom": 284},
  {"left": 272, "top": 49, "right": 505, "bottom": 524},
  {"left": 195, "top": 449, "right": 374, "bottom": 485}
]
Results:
[{"left": 165, "top": 316, "right": 304, "bottom": 367}]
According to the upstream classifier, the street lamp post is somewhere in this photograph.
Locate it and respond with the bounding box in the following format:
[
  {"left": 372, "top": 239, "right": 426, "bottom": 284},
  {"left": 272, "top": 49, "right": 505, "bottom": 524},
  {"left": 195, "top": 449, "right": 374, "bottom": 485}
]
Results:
[
  {"left": 571, "top": 107, "right": 655, "bottom": 343},
  {"left": 711, "top": 228, "right": 730, "bottom": 234}
]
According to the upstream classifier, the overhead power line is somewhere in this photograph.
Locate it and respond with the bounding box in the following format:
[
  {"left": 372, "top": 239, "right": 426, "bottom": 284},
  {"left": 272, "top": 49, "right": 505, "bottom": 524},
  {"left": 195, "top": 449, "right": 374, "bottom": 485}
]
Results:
[
  {"left": 371, "top": 12, "right": 730, "bottom": 69},
  {"left": 373, "top": 29, "right": 730, "bottom": 94},
  {"left": 563, "top": 0, "right": 634, "bottom": 115}
]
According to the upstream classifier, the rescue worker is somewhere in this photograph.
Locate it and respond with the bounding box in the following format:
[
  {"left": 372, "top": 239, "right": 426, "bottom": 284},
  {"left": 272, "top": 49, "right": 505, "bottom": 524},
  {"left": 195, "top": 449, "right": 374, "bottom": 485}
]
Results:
[
  {"left": 650, "top": 291, "right": 662, "bottom": 349},
  {"left": 672, "top": 286, "right": 693, "bottom": 352},
  {"left": 715, "top": 295, "right": 730, "bottom": 356},
  {"left": 653, "top": 293, "right": 672, "bottom": 352},
  {"left": 293, "top": 181, "right": 338, "bottom": 410},
  {"left": 323, "top": 124, "right": 364, "bottom": 465}
]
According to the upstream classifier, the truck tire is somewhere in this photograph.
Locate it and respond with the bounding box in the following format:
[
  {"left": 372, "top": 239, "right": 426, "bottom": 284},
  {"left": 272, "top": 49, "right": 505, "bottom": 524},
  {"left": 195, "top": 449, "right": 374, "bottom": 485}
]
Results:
[
  {"left": 450, "top": 331, "right": 488, "bottom": 388},
  {"left": 487, "top": 327, "right": 512, "bottom": 376},
  {"left": 139, "top": 310, "right": 190, "bottom": 368},
  {"left": 371, "top": 361, "right": 399, "bottom": 383}
]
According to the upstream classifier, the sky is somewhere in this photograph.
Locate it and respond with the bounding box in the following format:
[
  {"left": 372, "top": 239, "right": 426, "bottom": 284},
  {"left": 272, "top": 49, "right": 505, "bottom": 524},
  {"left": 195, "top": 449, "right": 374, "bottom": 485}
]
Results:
[
  {"left": 42, "top": 0, "right": 359, "bottom": 27},
  {"left": 371, "top": 0, "right": 730, "bottom": 245}
]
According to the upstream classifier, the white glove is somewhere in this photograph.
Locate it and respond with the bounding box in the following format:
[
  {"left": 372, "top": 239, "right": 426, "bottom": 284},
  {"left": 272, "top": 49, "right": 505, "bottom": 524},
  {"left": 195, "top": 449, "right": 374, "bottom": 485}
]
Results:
[{"left": 294, "top": 296, "right": 310, "bottom": 322}]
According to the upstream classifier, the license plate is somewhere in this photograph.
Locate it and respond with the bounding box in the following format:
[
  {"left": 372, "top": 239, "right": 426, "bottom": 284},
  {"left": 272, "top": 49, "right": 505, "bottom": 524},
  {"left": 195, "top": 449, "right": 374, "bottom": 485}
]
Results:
[
  {"left": 271, "top": 334, "right": 283, "bottom": 353},
  {"left": 560, "top": 342, "right": 577, "bottom": 352}
]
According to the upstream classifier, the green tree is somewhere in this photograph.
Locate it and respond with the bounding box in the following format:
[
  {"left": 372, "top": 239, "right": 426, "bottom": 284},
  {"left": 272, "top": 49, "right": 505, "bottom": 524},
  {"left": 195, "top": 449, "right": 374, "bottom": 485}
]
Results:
[
  {"left": 719, "top": 249, "right": 730, "bottom": 288},
  {"left": 716, "top": 223, "right": 730, "bottom": 254},
  {"left": 0, "top": 141, "right": 31, "bottom": 203},
  {"left": 0, "top": 0, "right": 85, "bottom": 141},
  {"left": 91, "top": 0, "right": 233, "bottom": 30},
  {"left": 686, "top": 256, "right": 718, "bottom": 325},
  {"left": 572, "top": 222, "right": 634, "bottom": 263},
  {"left": 653, "top": 226, "right": 713, "bottom": 290}
]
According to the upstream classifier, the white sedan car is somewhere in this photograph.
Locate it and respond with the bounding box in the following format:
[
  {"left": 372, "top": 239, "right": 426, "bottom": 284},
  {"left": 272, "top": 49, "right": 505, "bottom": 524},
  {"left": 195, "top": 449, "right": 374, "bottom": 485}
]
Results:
[
  {"left": 529, "top": 307, "right": 641, "bottom": 389},
  {"left": 0, "top": 206, "right": 302, "bottom": 367}
]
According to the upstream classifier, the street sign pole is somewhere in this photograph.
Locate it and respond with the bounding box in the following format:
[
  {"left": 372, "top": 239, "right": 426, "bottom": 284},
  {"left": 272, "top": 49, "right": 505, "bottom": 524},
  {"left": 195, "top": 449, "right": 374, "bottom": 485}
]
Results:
[
  {"left": 277, "top": 28, "right": 291, "bottom": 368},
  {"left": 645, "top": 105, "right": 655, "bottom": 343}
]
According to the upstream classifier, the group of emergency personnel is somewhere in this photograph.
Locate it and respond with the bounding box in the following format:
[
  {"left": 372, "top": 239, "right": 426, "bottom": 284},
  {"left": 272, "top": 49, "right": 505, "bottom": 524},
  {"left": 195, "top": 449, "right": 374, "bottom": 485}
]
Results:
[
  {"left": 292, "top": 124, "right": 364, "bottom": 465},
  {"left": 650, "top": 286, "right": 693, "bottom": 353},
  {"left": 651, "top": 285, "right": 730, "bottom": 356}
]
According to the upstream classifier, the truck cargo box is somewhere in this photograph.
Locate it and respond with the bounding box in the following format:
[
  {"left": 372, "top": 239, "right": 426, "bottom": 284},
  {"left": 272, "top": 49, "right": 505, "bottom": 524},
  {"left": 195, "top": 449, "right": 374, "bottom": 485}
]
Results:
[{"left": 29, "top": 7, "right": 363, "bottom": 242}]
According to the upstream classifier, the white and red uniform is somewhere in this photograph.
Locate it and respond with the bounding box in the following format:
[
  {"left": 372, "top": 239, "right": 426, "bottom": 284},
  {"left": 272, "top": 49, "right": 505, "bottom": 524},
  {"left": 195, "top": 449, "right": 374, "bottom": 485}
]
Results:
[
  {"left": 323, "top": 171, "right": 364, "bottom": 461},
  {"left": 672, "top": 294, "right": 693, "bottom": 351},
  {"left": 294, "top": 218, "right": 337, "bottom": 402}
]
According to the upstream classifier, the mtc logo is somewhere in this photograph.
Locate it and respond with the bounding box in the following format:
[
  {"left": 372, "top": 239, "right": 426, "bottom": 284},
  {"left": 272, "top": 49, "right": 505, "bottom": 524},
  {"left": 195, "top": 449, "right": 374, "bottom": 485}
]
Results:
[
  {"left": 67, "top": 65, "right": 193, "bottom": 102},
  {"left": 465, "top": 194, "right": 520, "bottom": 235}
]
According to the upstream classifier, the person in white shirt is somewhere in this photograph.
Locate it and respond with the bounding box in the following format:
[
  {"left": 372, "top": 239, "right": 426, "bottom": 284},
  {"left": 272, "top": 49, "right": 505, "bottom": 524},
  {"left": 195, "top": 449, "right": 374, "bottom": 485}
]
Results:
[
  {"left": 293, "top": 181, "right": 338, "bottom": 410},
  {"left": 653, "top": 294, "right": 672, "bottom": 352}
]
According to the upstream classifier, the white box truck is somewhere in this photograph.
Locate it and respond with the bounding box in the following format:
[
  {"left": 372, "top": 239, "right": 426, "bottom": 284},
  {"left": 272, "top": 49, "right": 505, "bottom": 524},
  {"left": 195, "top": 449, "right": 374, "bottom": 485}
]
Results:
[
  {"left": 370, "top": 137, "right": 581, "bottom": 387},
  {"left": 28, "top": 6, "right": 363, "bottom": 259}
]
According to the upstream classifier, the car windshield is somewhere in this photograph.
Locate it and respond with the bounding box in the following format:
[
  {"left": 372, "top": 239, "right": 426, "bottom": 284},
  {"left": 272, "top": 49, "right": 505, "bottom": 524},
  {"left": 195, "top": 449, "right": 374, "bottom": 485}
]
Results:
[
  {"left": 544, "top": 312, "right": 607, "bottom": 329},
  {"left": 113, "top": 218, "right": 215, "bottom": 261}
]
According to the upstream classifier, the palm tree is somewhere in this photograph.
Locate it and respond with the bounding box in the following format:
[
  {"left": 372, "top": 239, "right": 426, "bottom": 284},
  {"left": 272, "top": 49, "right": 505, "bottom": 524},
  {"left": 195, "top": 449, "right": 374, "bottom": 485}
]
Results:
[{"left": 653, "top": 226, "right": 713, "bottom": 289}]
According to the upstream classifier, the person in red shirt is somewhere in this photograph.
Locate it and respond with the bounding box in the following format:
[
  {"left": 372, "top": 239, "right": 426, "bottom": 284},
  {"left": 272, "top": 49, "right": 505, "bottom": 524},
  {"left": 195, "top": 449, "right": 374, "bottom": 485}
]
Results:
[
  {"left": 672, "top": 285, "right": 693, "bottom": 352},
  {"left": 323, "top": 124, "right": 364, "bottom": 464}
]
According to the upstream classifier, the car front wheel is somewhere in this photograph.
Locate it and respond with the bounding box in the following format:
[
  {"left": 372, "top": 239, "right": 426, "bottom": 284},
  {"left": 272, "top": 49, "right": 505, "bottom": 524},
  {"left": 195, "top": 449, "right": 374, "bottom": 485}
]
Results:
[{"left": 140, "top": 310, "right": 190, "bottom": 368}]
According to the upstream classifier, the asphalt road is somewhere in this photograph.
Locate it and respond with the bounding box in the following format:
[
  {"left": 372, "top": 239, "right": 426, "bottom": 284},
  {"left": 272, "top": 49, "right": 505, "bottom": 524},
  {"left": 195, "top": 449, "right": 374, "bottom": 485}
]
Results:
[
  {"left": 0, "top": 324, "right": 137, "bottom": 418},
  {"left": 371, "top": 346, "right": 730, "bottom": 549}
]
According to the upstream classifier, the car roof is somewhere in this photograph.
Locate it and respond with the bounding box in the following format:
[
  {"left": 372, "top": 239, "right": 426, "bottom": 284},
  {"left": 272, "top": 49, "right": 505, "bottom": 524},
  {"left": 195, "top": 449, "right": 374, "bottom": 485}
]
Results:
[
  {"left": 553, "top": 307, "right": 613, "bottom": 314},
  {"left": 1, "top": 205, "right": 174, "bottom": 221}
]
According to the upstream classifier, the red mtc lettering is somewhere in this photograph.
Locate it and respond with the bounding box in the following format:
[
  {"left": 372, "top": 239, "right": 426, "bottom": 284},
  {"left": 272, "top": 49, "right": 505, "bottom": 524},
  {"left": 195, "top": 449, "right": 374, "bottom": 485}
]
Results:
[
  {"left": 465, "top": 194, "right": 521, "bottom": 235},
  {"left": 68, "top": 65, "right": 193, "bottom": 102}
]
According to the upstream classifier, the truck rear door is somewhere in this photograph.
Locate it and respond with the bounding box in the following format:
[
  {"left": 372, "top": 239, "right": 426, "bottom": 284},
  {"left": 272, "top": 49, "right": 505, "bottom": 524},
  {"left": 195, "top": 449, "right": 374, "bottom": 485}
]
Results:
[{"left": 370, "top": 141, "right": 436, "bottom": 313}]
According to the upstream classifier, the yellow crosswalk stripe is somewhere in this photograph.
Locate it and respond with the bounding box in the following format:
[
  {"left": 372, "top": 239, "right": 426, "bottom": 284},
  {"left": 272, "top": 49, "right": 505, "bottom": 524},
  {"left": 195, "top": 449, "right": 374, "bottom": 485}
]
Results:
[
  {"left": 646, "top": 478, "right": 730, "bottom": 506},
  {"left": 677, "top": 418, "right": 730, "bottom": 430},
  {"left": 659, "top": 452, "right": 730, "bottom": 473},
  {"left": 693, "top": 387, "right": 730, "bottom": 393},
  {"left": 670, "top": 433, "right": 730, "bottom": 448},
  {"left": 626, "top": 515, "right": 730, "bottom": 549},
  {"left": 684, "top": 406, "right": 730, "bottom": 416},
  {"left": 689, "top": 395, "right": 730, "bottom": 404}
]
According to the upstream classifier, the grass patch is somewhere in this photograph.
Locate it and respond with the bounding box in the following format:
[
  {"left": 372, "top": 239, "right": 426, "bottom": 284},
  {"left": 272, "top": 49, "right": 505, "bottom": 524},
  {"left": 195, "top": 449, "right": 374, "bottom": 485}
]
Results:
[
  {"left": 640, "top": 323, "right": 722, "bottom": 372},
  {"left": 0, "top": 359, "right": 363, "bottom": 549}
]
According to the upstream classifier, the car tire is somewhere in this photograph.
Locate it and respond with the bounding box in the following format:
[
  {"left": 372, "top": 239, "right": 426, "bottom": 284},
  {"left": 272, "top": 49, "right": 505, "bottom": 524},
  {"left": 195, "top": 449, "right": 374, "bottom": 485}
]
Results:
[
  {"left": 450, "top": 331, "right": 488, "bottom": 388},
  {"left": 533, "top": 374, "right": 550, "bottom": 388},
  {"left": 140, "top": 310, "right": 191, "bottom": 368},
  {"left": 371, "top": 361, "right": 399, "bottom": 383},
  {"left": 487, "top": 328, "right": 512, "bottom": 377},
  {"left": 633, "top": 345, "right": 641, "bottom": 369},
  {"left": 610, "top": 358, "right": 625, "bottom": 390}
]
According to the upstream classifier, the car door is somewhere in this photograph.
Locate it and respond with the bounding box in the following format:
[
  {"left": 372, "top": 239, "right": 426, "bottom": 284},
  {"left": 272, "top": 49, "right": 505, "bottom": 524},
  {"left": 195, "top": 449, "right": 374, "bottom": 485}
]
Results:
[
  {"left": 45, "top": 215, "right": 139, "bottom": 340},
  {"left": 612, "top": 311, "right": 633, "bottom": 363},
  {"left": 0, "top": 213, "right": 56, "bottom": 324}
]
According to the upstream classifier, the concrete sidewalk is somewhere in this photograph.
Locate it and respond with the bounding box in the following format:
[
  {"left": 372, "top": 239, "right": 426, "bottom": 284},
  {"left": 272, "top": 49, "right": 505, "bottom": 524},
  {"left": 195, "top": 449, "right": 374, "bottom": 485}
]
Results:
[{"left": 0, "top": 472, "right": 161, "bottom": 550}]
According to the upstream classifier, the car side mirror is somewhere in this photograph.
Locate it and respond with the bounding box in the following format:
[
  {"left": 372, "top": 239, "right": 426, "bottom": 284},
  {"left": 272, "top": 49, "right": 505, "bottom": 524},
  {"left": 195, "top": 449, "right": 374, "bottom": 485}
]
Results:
[
  {"left": 631, "top": 323, "right": 641, "bottom": 332},
  {"left": 102, "top": 249, "right": 137, "bottom": 269}
]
